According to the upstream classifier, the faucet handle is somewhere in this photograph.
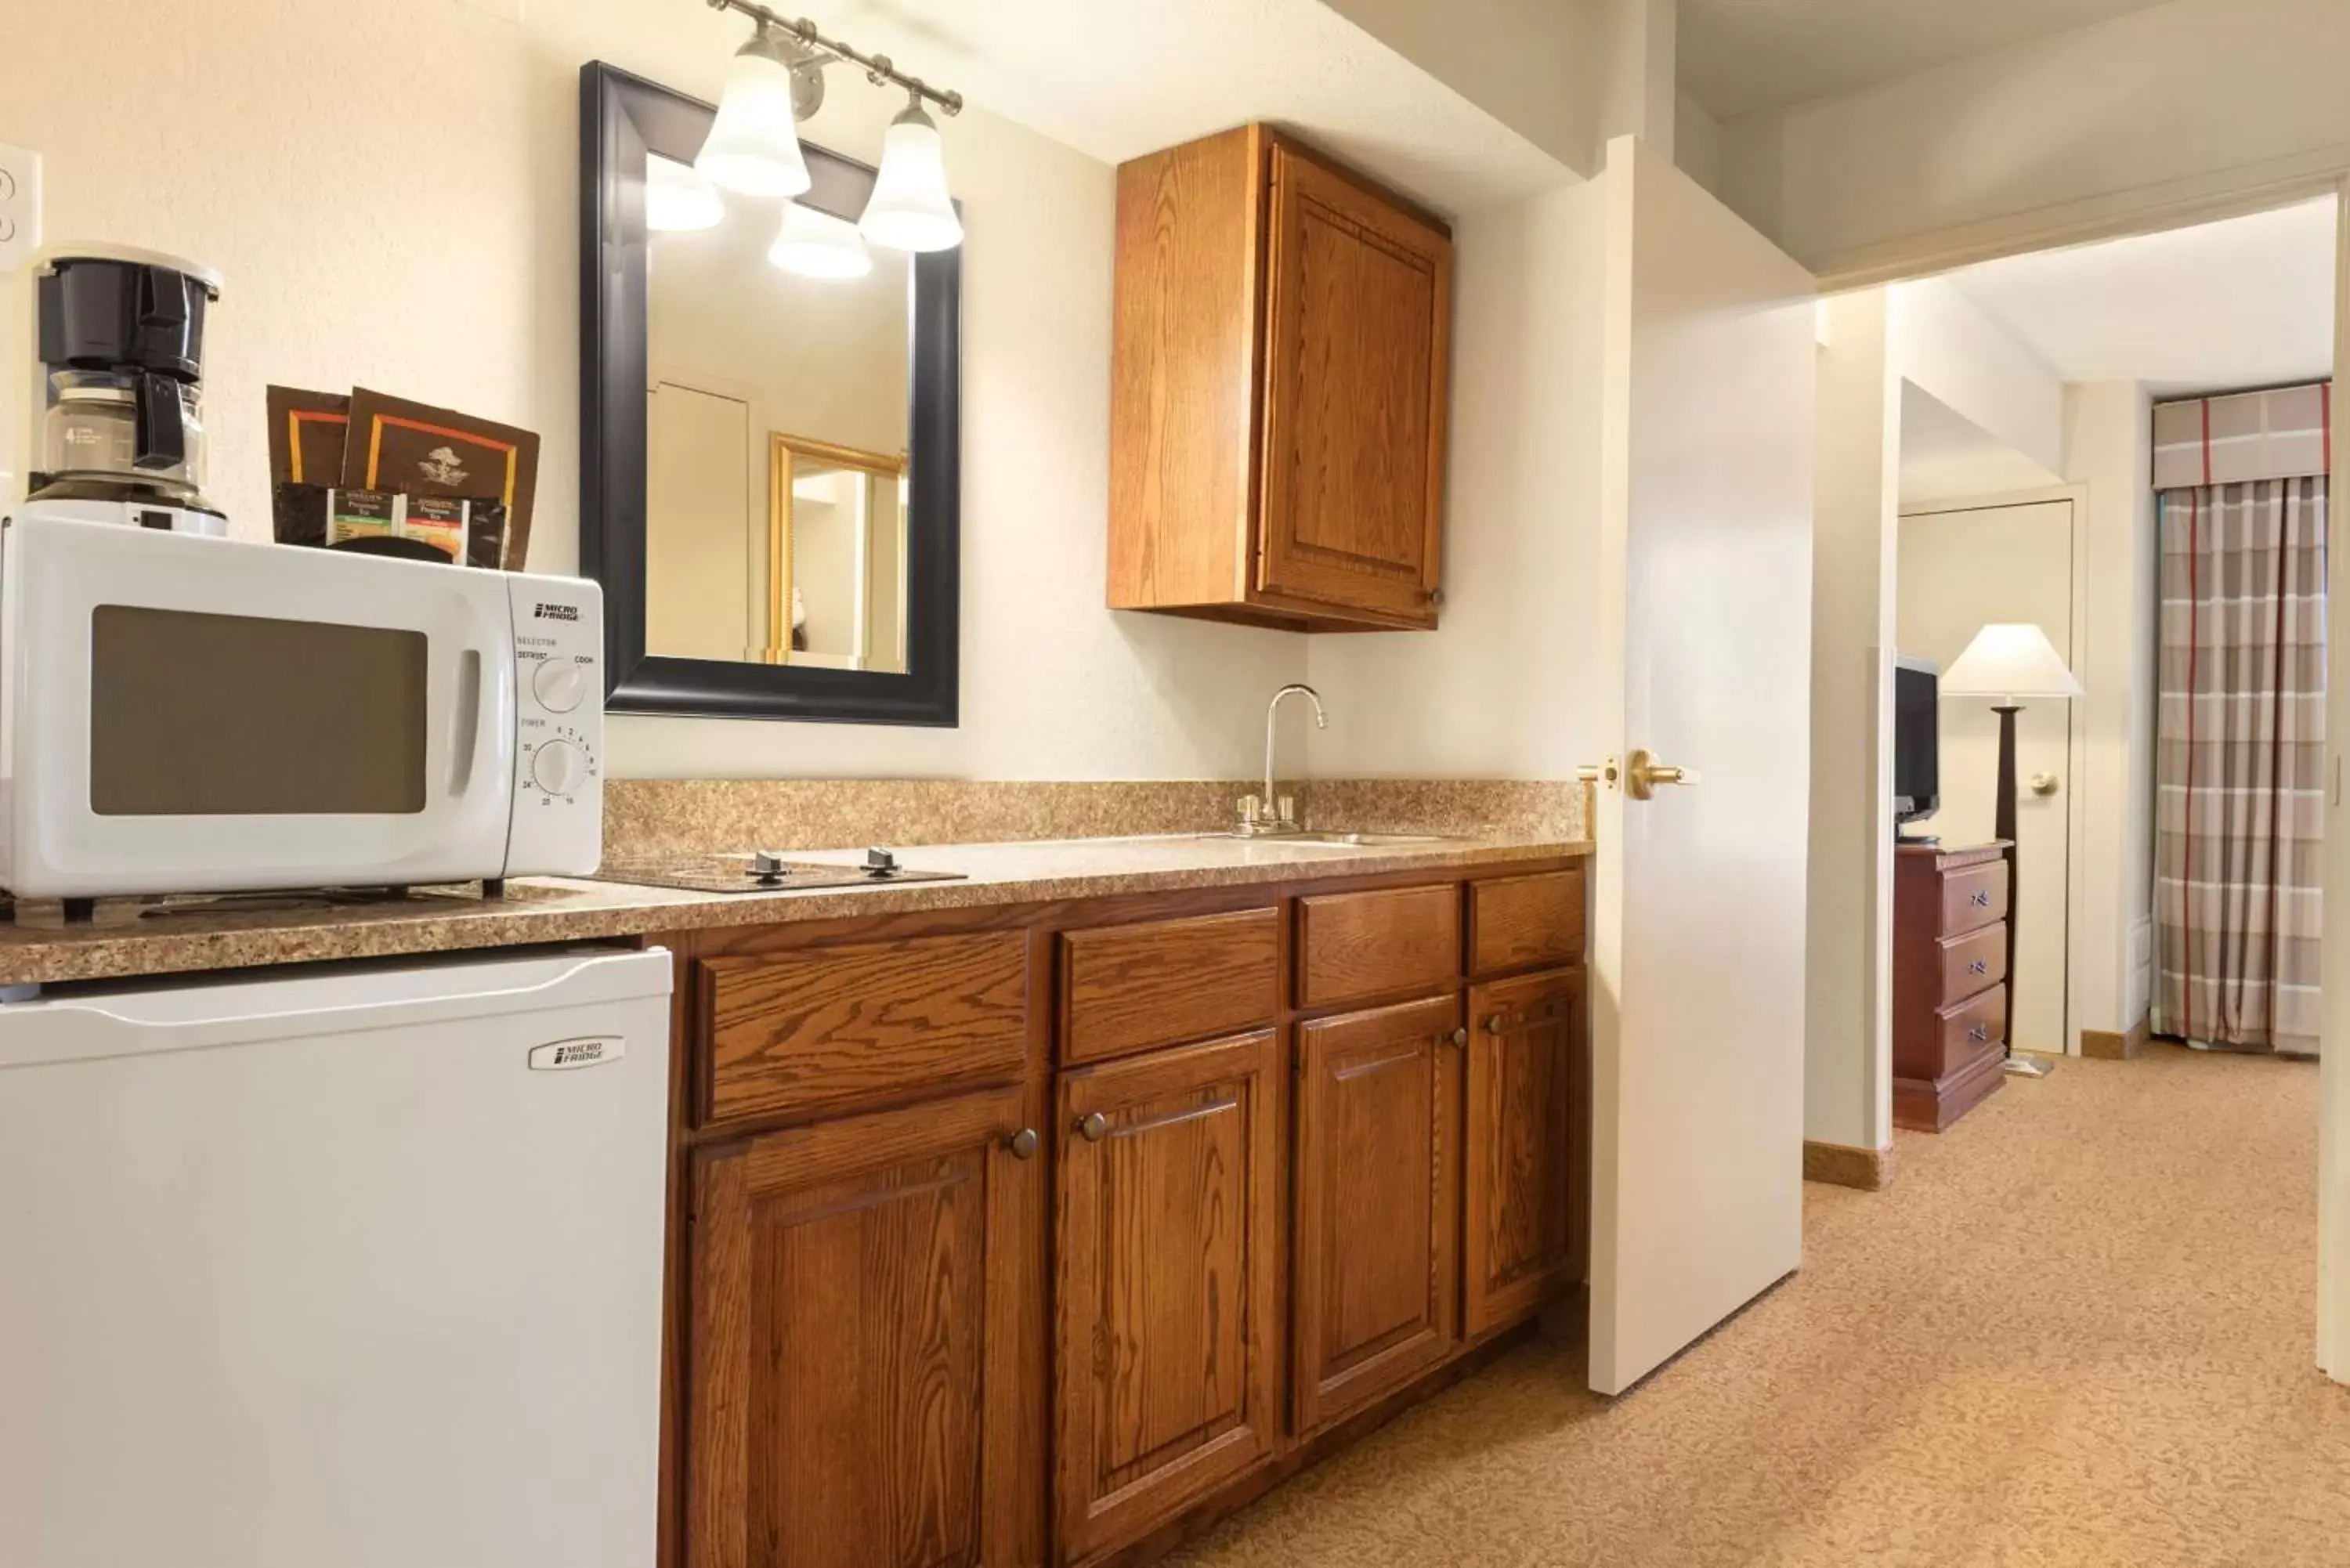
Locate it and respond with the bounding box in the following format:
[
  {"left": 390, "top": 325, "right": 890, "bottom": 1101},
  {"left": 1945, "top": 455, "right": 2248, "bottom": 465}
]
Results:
[
  {"left": 1276, "top": 795, "right": 1296, "bottom": 826},
  {"left": 1236, "top": 794, "right": 1262, "bottom": 828}
]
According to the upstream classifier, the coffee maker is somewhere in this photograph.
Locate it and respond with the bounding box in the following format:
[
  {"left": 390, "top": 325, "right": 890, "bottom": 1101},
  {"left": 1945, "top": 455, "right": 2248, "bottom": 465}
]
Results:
[{"left": 11, "top": 248, "right": 226, "bottom": 536}]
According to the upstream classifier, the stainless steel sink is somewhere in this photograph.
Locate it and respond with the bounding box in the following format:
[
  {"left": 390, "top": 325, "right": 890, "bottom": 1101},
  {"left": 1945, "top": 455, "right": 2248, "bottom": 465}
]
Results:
[{"left": 1189, "top": 830, "right": 1456, "bottom": 848}]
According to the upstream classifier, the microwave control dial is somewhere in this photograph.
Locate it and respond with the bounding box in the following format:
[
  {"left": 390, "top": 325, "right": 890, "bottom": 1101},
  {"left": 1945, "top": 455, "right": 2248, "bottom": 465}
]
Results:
[
  {"left": 530, "top": 739, "right": 587, "bottom": 797},
  {"left": 531, "top": 657, "right": 589, "bottom": 714}
]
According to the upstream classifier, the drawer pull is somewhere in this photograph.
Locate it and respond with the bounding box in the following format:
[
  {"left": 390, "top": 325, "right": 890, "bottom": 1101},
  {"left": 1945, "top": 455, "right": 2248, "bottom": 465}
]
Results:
[
  {"left": 1076, "top": 1111, "right": 1109, "bottom": 1143},
  {"left": 1968, "top": 959, "right": 1988, "bottom": 975},
  {"left": 1007, "top": 1127, "right": 1040, "bottom": 1160},
  {"left": 1968, "top": 1024, "right": 1990, "bottom": 1042},
  {"left": 1485, "top": 1014, "right": 1506, "bottom": 1035},
  {"left": 1970, "top": 891, "right": 1990, "bottom": 907}
]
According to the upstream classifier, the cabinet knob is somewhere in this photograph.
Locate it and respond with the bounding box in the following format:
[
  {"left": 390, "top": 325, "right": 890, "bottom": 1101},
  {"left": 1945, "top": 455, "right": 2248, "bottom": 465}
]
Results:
[
  {"left": 1485, "top": 1014, "right": 1506, "bottom": 1035},
  {"left": 1450, "top": 1027, "right": 1469, "bottom": 1046},
  {"left": 1076, "top": 1111, "right": 1109, "bottom": 1143},
  {"left": 1007, "top": 1127, "right": 1040, "bottom": 1160}
]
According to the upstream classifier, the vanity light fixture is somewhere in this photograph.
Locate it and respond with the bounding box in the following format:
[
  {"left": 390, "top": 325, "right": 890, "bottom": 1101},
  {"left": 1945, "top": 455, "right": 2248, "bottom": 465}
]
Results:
[
  {"left": 696, "top": 23, "right": 817, "bottom": 197},
  {"left": 644, "top": 153, "right": 725, "bottom": 231},
  {"left": 860, "top": 94, "right": 964, "bottom": 252},
  {"left": 768, "top": 201, "right": 873, "bottom": 279},
  {"left": 696, "top": 0, "right": 964, "bottom": 250}
]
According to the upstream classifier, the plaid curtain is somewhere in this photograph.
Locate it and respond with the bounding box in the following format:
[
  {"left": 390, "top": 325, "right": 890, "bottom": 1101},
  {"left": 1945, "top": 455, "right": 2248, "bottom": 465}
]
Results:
[{"left": 2153, "top": 476, "right": 2327, "bottom": 1056}]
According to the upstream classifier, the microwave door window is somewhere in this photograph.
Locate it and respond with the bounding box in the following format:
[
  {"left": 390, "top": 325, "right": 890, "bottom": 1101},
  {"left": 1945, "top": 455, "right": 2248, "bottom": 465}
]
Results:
[{"left": 88, "top": 606, "right": 430, "bottom": 816}]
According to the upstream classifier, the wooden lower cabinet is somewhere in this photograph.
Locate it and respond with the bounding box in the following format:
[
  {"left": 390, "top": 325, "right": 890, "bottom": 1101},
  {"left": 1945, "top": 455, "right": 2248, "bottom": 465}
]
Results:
[
  {"left": 1054, "top": 1030, "right": 1283, "bottom": 1566},
  {"left": 1463, "top": 967, "right": 1585, "bottom": 1336},
  {"left": 1291, "top": 993, "right": 1462, "bottom": 1434},
  {"left": 665, "top": 860, "right": 1589, "bottom": 1568},
  {"left": 684, "top": 1083, "right": 1041, "bottom": 1568}
]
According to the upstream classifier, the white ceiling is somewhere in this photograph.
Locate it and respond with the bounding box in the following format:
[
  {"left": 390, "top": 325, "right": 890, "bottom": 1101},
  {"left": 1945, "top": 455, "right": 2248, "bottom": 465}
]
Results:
[
  {"left": 1677, "top": 0, "right": 2171, "bottom": 120},
  {"left": 795, "top": 0, "right": 1573, "bottom": 216},
  {"left": 1942, "top": 198, "right": 2337, "bottom": 396},
  {"left": 1898, "top": 382, "right": 2061, "bottom": 506}
]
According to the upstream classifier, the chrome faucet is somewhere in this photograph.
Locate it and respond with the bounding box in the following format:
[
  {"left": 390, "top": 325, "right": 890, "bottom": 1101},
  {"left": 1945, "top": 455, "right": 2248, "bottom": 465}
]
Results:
[{"left": 1237, "top": 683, "right": 1327, "bottom": 836}]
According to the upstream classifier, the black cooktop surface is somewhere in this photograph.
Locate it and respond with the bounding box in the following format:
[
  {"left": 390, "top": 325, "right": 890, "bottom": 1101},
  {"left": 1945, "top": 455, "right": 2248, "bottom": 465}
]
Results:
[{"left": 588, "top": 851, "right": 964, "bottom": 895}]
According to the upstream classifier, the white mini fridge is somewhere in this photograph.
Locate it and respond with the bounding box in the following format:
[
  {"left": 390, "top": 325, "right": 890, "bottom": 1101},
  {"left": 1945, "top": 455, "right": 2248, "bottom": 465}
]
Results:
[{"left": 0, "top": 945, "right": 674, "bottom": 1568}]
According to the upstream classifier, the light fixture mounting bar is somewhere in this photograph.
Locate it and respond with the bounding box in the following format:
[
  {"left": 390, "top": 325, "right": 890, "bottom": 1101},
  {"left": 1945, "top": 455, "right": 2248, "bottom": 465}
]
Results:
[{"left": 703, "top": 0, "right": 964, "bottom": 116}]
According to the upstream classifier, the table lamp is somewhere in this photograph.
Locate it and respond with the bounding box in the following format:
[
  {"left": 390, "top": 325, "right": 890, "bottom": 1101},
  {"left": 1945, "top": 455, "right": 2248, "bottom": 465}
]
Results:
[{"left": 1940, "top": 623, "right": 2082, "bottom": 1078}]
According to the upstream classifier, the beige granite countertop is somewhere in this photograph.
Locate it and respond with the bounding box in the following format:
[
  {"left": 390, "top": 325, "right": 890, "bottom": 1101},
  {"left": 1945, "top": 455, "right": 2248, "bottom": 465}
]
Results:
[{"left": 0, "top": 833, "right": 1592, "bottom": 988}]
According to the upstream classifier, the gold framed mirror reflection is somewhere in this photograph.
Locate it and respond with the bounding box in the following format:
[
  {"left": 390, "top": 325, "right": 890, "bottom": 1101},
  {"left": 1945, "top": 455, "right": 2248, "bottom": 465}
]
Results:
[{"left": 768, "top": 433, "right": 909, "bottom": 673}]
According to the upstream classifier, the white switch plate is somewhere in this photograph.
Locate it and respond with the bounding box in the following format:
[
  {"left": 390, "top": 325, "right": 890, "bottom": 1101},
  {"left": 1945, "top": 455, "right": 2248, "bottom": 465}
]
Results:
[{"left": 0, "top": 143, "right": 41, "bottom": 273}]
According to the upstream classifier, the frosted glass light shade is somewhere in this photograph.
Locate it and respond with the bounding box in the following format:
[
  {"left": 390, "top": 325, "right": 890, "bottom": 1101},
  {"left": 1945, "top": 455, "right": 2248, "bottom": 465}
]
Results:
[
  {"left": 644, "top": 154, "right": 724, "bottom": 231},
  {"left": 697, "top": 34, "right": 812, "bottom": 198},
  {"left": 1940, "top": 623, "right": 2084, "bottom": 700},
  {"left": 859, "top": 103, "right": 962, "bottom": 252},
  {"left": 769, "top": 202, "right": 872, "bottom": 280}
]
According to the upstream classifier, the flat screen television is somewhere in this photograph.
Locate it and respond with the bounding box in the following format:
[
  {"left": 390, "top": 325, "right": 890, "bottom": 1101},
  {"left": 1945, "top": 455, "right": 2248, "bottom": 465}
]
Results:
[{"left": 1893, "top": 656, "right": 1939, "bottom": 826}]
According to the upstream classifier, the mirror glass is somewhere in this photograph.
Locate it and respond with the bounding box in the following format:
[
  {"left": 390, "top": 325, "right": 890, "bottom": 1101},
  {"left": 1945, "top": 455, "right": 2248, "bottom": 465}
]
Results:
[{"left": 642, "top": 156, "right": 912, "bottom": 672}]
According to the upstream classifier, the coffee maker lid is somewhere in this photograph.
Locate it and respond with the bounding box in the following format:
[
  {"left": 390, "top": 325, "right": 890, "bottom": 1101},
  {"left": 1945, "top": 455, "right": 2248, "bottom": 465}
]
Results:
[{"left": 35, "top": 244, "right": 222, "bottom": 296}]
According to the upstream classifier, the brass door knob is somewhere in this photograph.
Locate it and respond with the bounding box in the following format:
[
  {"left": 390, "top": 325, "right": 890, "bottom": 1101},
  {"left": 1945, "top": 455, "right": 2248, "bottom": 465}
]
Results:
[
  {"left": 1076, "top": 1111, "right": 1109, "bottom": 1143},
  {"left": 2030, "top": 771, "right": 2060, "bottom": 797},
  {"left": 1626, "top": 748, "right": 1700, "bottom": 801},
  {"left": 1007, "top": 1127, "right": 1040, "bottom": 1160}
]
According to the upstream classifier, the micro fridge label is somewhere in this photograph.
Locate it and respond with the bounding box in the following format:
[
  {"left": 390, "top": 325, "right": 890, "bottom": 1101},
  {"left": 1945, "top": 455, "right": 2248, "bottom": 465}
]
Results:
[{"left": 528, "top": 1036, "right": 626, "bottom": 1071}]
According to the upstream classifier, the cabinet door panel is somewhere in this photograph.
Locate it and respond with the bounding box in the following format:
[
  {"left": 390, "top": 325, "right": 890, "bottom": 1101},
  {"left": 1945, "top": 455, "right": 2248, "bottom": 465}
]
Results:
[
  {"left": 689, "top": 1085, "right": 1038, "bottom": 1568},
  {"left": 1258, "top": 144, "right": 1452, "bottom": 623},
  {"left": 1292, "top": 994, "right": 1461, "bottom": 1433},
  {"left": 1464, "top": 969, "right": 1585, "bottom": 1336},
  {"left": 1056, "top": 1031, "right": 1281, "bottom": 1566}
]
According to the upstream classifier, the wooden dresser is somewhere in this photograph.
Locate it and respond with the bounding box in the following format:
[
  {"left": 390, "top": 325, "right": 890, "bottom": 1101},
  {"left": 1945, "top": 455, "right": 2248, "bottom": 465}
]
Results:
[{"left": 1892, "top": 842, "right": 2010, "bottom": 1132}]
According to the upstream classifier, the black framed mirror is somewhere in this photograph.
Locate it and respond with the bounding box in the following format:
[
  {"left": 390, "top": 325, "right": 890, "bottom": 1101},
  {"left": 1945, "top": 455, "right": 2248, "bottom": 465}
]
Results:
[{"left": 580, "top": 61, "right": 960, "bottom": 724}]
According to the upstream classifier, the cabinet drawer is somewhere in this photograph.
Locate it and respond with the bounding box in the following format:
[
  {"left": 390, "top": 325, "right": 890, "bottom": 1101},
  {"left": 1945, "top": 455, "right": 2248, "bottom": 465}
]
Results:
[
  {"left": 1940, "top": 923, "right": 2007, "bottom": 1004},
  {"left": 1940, "top": 859, "right": 2009, "bottom": 937},
  {"left": 1060, "top": 908, "right": 1280, "bottom": 1063},
  {"left": 700, "top": 932, "right": 1030, "bottom": 1126},
  {"left": 1467, "top": 869, "right": 1585, "bottom": 975},
  {"left": 1931, "top": 985, "right": 2007, "bottom": 1078},
  {"left": 1299, "top": 884, "right": 1460, "bottom": 1009}
]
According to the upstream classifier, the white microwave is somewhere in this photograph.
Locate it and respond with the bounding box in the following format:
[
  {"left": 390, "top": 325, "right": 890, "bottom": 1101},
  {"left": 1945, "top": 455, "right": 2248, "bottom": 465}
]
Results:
[{"left": 0, "top": 515, "right": 602, "bottom": 902}]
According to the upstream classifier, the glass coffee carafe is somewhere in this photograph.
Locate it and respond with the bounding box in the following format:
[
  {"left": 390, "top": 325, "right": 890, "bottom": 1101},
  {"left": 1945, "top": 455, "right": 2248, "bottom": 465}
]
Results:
[{"left": 40, "top": 370, "right": 209, "bottom": 504}]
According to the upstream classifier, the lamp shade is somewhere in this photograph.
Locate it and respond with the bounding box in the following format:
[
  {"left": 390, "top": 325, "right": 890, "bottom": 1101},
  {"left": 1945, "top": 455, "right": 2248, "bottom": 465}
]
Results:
[
  {"left": 644, "top": 154, "right": 724, "bottom": 232},
  {"left": 769, "top": 201, "right": 873, "bottom": 280},
  {"left": 859, "top": 103, "right": 963, "bottom": 251},
  {"left": 697, "top": 32, "right": 812, "bottom": 198},
  {"left": 1939, "top": 623, "right": 2084, "bottom": 700}
]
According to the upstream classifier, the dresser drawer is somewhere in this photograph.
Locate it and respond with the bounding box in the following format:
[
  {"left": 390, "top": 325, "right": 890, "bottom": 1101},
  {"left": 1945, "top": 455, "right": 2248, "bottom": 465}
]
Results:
[
  {"left": 1061, "top": 907, "right": 1281, "bottom": 1062},
  {"left": 1940, "top": 859, "right": 2009, "bottom": 938},
  {"left": 1939, "top": 923, "right": 2007, "bottom": 1004},
  {"left": 1467, "top": 869, "right": 1585, "bottom": 975},
  {"left": 700, "top": 932, "right": 1030, "bottom": 1125},
  {"left": 1299, "top": 883, "right": 1462, "bottom": 1008},
  {"left": 1929, "top": 984, "right": 2007, "bottom": 1078}
]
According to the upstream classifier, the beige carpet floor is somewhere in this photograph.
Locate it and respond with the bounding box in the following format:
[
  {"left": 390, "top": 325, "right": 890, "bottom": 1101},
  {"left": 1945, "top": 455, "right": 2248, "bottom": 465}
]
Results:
[{"left": 1172, "top": 1044, "right": 2349, "bottom": 1567}]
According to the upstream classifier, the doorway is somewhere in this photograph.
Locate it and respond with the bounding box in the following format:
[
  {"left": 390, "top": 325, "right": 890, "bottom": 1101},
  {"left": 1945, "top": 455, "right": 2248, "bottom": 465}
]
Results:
[{"left": 1896, "top": 496, "right": 2082, "bottom": 1055}]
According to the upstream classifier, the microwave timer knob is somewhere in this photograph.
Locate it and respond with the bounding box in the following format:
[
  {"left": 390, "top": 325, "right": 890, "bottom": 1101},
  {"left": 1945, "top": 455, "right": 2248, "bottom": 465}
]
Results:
[
  {"left": 531, "top": 658, "right": 588, "bottom": 714},
  {"left": 530, "top": 739, "right": 586, "bottom": 796}
]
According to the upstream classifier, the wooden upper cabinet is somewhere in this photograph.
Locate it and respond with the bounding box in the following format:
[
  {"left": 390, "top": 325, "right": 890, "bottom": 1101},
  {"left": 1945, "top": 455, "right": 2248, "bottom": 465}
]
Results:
[
  {"left": 685, "top": 1086, "right": 1042, "bottom": 1568},
  {"left": 1463, "top": 967, "right": 1586, "bottom": 1338},
  {"left": 1054, "top": 1031, "right": 1282, "bottom": 1565},
  {"left": 1292, "top": 995, "right": 1462, "bottom": 1436},
  {"left": 1108, "top": 125, "right": 1454, "bottom": 632}
]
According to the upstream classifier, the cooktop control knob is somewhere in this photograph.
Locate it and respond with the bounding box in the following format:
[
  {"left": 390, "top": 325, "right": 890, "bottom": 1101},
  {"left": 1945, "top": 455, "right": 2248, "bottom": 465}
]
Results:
[
  {"left": 530, "top": 739, "right": 585, "bottom": 796},
  {"left": 532, "top": 657, "right": 589, "bottom": 714}
]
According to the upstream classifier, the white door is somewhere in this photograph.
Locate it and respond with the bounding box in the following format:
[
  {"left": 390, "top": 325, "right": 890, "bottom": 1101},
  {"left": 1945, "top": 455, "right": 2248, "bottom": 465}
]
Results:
[
  {"left": 1896, "top": 498, "right": 2077, "bottom": 1054},
  {"left": 646, "top": 379, "right": 753, "bottom": 661},
  {"left": 1588, "top": 138, "right": 1817, "bottom": 1396}
]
